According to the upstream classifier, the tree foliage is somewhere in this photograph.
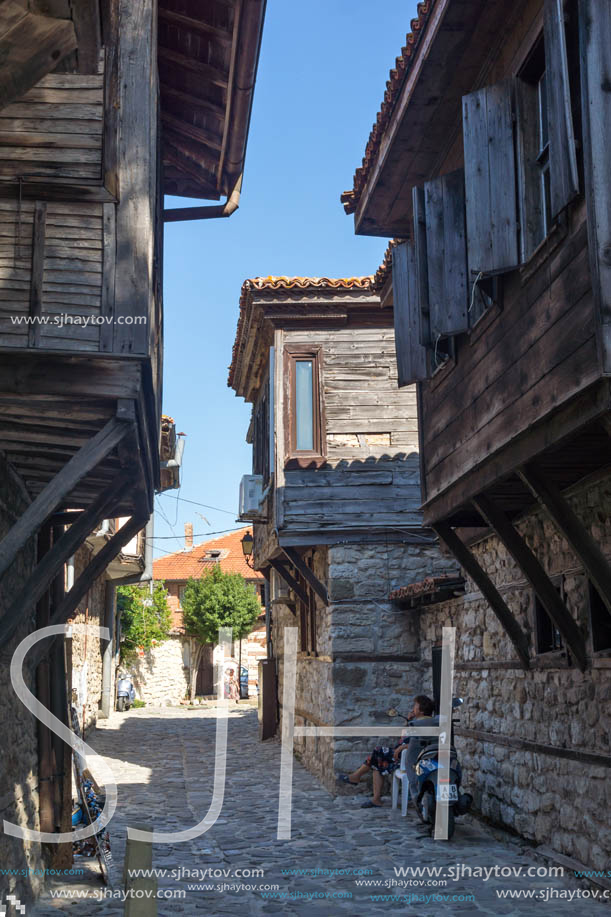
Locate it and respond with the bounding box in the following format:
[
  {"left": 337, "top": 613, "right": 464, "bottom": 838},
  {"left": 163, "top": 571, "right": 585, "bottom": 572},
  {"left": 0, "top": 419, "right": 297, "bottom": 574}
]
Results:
[
  {"left": 181, "top": 566, "right": 261, "bottom": 701},
  {"left": 117, "top": 581, "right": 172, "bottom": 663},
  {"left": 182, "top": 565, "right": 261, "bottom": 645}
]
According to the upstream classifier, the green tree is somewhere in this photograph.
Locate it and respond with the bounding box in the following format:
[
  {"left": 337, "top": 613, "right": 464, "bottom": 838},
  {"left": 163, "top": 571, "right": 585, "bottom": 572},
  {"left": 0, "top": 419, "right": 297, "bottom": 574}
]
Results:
[
  {"left": 117, "top": 582, "right": 172, "bottom": 663},
  {"left": 181, "top": 565, "right": 261, "bottom": 701}
]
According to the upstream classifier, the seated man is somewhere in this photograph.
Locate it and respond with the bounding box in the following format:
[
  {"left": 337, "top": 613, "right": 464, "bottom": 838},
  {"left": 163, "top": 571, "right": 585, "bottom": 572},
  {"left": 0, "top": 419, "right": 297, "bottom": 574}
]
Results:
[{"left": 336, "top": 694, "right": 436, "bottom": 808}]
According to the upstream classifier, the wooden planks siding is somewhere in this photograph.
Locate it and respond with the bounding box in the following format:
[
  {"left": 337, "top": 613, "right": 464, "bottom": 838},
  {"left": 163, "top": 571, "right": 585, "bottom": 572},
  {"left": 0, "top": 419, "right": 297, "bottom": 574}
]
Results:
[
  {"left": 420, "top": 201, "right": 598, "bottom": 507},
  {"left": 279, "top": 327, "right": 423, "bottom": 533},
  {"left": 0, "top": 199, "right": 104, "bottom": 350},
  {"left": 0, "top": 72, "right": 104, "bottom": 182}
]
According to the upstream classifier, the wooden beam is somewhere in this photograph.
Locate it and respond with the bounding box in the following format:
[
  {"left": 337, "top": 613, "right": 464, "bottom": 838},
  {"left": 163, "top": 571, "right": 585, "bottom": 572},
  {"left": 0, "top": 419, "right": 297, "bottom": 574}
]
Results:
[
  {"left": 0, "top": 478, "right": 129, "bottom": 650},
  {"left": 158, "top": 46, "right": 229, "bottom": 89},
  {"left": 267, "top": 558, "right": 305, "bottom": 612},
  {"left": 432, "top": 521, "right": 531, "bottom": 669},
  {"left": 161, "top": 111, "right": 222, "bottom": 152},
  {"left": 70, "top": 0, "right": 102, "bottom": 74},
  {"left": 160, "top": 84, "right": 225, "bottom": 119},
  {"left": 0, "top": 2, "right": 77, "bottom": 111},
  {"left": 0, "top": 417, "right": 129, "bottom": 583},
  {"left": 28, "top": 512, "right": 147, "bottom": 669},
  {"left": 472, "top": 494, "right": 587, "bottom": 671},
  {"left": 518, "top": 462, "right": 611, "bottom": 617},
  {"left": 158, "top": 7, "right": 232, "bottom": 44},
  {"left": 281, "top": 547, "right": 329, "bottom": 605},
  {"left": 28, "top": 201, "right": 46, "bottom": 348}
]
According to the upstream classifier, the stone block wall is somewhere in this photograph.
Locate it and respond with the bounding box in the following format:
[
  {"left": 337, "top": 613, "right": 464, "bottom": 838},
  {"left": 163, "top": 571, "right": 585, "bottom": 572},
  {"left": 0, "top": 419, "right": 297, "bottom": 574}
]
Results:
[
  {"left": 271, "top": 540, "right": 453, "bottom": 792},
  {"left": 418, "top": 473, "right": 611, "bottom": 869},
  {"left": 328, "top": 540, "right": 453, "bottom": 783},
  {"left": 131, "top": 635, "right": 190, "bottom": 706},
  {"left": 0, "top": 453, "right": 44, "bottom": 904}
]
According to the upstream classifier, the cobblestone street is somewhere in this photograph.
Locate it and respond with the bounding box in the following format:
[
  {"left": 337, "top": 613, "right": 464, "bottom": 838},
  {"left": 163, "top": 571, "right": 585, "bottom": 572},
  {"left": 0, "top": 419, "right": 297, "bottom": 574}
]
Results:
[{"left": 31, "top": 706, "right": 607, "bottom": 916}]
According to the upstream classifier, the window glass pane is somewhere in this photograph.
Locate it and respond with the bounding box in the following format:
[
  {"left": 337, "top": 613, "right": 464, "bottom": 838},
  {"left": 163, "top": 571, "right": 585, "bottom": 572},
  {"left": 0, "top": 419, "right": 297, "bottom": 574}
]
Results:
[
  {"left": 295, "top": 360, "right": 314, "bottom": 451},
  {"left": 538, "top": 71, "right": 548, "bottom": 151}
]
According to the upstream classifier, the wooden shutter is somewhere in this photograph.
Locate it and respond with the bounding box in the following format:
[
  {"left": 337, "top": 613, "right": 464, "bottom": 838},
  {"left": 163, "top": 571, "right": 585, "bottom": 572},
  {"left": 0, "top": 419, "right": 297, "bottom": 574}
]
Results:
[
  {"left": 579, "top": 0, "right": 611, "bottom": 368},
  {"left": 544, "top": 0, "right": 579, "bottom": 217},
  {"left": 424, "top": 169, "right": 469, "bottom": 337},
  {"left": 462, "top": 81, "right": 519, "bottom": 275},
  {"left": 391, "top": 241, "right": 429, "bottom": 386},
  {"left": 412, "top": 185, "right": 431, "bottom": 346}
]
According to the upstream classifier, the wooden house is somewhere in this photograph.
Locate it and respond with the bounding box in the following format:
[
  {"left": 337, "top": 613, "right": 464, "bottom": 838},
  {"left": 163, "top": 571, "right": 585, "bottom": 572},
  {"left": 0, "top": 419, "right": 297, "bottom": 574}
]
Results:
[
  {"left": 343, "top": 0, "right": 611, "bottom": 866},
  {"left": 0, "top": 0, "right": 265, "bottom": 899},
  {"left": 229, "top": 276, "right": 453, "bottom": 786}
]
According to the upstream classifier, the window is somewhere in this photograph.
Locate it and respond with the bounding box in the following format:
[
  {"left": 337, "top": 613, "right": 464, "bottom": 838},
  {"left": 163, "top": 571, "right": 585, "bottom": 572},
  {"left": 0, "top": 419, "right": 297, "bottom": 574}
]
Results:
[
  {"left": 295, "top": 560, "right": 317, "bottom": 656},
  {"left": 534, "top": 585, "right": 564, "bottom": 654},
  {"left": 589, "top": 581, "right": 611, "bottom": 653},
  {"left": 178, "top": 585, "right": 186, "bottom": 608},
  {"left": 284, "top": 346, "right": 325, "bottom": 463},
  {"left": 252, "top": 375, "right": 271, "bottom": 483},
  {"left": 517, "top": 38, "right": 551, "bottom": 259}
]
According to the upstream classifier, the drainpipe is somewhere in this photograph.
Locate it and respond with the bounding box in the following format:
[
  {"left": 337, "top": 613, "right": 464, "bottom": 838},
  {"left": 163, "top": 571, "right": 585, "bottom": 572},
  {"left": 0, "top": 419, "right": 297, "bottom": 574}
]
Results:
[{"left": 162, "top": 0, "right": 266, "bottom": 223}]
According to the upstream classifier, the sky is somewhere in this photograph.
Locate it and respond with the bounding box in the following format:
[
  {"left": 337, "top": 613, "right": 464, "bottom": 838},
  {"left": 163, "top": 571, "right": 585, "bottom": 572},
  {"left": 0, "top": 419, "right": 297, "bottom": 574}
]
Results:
[{"left": 153, "top": 0, "right": 418, "bottom": 559}]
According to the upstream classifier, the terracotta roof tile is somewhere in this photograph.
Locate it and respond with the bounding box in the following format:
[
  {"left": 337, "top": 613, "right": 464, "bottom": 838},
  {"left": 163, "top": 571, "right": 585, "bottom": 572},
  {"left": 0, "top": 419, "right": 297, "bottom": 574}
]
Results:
[
  {"left": 228, "top": 275, "right": 374, "bottom": 390},
  {"left": 341, "top": 0, "right": 435, "bottom": 216},
  {"left": 153, "top": 527, "right": 263, "bottom": 583},
  {"left": 390, "top": 573, "right": 465, "bottom": 605}
]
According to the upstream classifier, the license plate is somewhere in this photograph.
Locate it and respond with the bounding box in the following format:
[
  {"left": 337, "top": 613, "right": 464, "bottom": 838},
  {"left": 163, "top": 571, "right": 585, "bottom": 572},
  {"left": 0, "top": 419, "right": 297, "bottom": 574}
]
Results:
[{"left": 437, "top": 783, "right": 458, "bottom": 802}]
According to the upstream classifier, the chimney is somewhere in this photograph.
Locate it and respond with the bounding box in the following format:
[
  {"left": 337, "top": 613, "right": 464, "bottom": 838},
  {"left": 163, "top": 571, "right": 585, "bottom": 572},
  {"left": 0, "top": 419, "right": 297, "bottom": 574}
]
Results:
[{"left": 184, "top": 523, "right": 193, "bottom": 551}]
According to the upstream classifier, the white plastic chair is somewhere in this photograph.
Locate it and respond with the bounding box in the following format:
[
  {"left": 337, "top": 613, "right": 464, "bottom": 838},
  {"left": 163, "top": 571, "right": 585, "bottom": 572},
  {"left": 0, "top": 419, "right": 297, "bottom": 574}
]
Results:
[{"left": 391, "top": 748, "right": 410, "bottom": 816}]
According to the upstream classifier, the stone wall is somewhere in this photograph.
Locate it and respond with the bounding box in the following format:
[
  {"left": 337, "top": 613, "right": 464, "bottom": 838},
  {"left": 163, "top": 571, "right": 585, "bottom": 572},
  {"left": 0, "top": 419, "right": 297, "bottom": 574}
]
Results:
[
  {"left": 418, "top": 473, "right": 611, "bottom": 869},
  {"left": 272, "top": 540, "right": 453, "bottom": 792},
  {"left": 0, "top": 453, "right": 44, "bottom": 903},
  {"left": 70, "top": 545, "right": 107, "bottom": 733},
  {"left": 131, "top": 635, "right": 190, "bottom": 706}
]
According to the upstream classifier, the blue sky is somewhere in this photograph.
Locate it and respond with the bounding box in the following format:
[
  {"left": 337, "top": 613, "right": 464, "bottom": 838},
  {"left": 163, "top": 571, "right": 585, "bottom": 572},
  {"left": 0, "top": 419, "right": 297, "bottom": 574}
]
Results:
[{"left": 154, "top": 0, "right": 417, "bottom": 558}]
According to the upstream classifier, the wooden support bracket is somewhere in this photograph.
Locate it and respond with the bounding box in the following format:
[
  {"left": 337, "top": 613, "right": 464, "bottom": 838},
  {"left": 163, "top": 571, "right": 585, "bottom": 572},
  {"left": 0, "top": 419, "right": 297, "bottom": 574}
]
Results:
[
  {"left": 473, "top": 494, "right": 587, "bottom": 671},
  {"left": 0, "top": 417, "right": 130, "bottom": 583},
  {"left": 433, "top": 522, "right": 531, "bottom": 670},
  {"left": 0, "top": 478, "right": 130, "bottom": 651},
  {"left": 28, "top": 512, "right": 148, "bottom": 670},
  {"left": 281, "top": 547, "right": 329, "bottom": 605},
  {"left": 267, "top": 558, "right": 306, "bottom": 613},
  {"left": 518, "top": 462, "right": 611, "bottom": 618}
]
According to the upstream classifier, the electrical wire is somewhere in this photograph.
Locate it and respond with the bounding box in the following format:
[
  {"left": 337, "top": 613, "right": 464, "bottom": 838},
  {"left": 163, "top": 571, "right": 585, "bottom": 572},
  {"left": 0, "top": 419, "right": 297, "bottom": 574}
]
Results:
[
  {"left": 157, "top": 494, "right": 237, "bottom": 516},
  {"left": 149, "top": 525, "right": 246, "bottom": 540}
]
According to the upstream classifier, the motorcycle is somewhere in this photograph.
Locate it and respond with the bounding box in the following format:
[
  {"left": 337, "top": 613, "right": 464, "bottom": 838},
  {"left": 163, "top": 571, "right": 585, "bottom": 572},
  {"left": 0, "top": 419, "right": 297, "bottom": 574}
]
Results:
[
  {"left": 116, "top": 673, "right": 136, "bottom": 712},
  {"left": 388, "top": 697, "right": 473, "bottom": 839}
]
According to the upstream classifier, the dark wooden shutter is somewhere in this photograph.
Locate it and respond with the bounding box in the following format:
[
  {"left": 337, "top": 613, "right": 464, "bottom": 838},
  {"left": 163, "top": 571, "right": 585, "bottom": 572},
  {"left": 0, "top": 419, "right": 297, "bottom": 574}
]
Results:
[
  {"left": 392, "top": 241, "right": 429, "bottom": 386},
  {"left": 412, "top": 185, "right": 431, "bottom": 346},
  {"left": 579, "top": 0, "right": 611, "bottom": 368},
  {"left": 544, "top": 0, "right": 579, "bottom": 217},
  {"left": 424, "top": 169, "right": 469, "bottom": 337},
  {"left": 462, "top": 81, "right": 519, "bottom": 275}
]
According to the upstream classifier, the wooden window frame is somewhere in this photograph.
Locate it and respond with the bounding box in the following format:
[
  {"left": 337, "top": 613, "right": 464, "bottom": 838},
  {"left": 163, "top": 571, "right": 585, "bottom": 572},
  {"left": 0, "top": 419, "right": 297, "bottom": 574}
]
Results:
[
  {"left": 532, "top": 576, "right": 565, "bottom": 657},
  {"left": 283, "top": 344, "right": 326, "bottom": 469}
]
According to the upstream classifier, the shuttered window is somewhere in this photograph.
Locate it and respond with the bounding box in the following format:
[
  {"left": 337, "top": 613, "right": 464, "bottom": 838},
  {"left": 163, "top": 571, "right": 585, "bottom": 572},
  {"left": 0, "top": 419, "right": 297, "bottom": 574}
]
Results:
[
  {"left": 463, "top": 0, "right": 579, "bottom": 269},
  {"left": 463, "top": 81, "right": 519, "bottom": 275},
  {"left": 423, "top": 169, "right": 469, "bottom": 338},
  {"left": 391, "top": 241, "right": 429, "bottom": 387}
]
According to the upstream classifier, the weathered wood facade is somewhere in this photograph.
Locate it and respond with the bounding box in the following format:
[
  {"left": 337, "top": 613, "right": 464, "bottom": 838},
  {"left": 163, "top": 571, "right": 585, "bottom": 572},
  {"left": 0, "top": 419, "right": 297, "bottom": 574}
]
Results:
[
  {"left": 0, "top": 0, "right": 265, "bottom": 898},
  {"left": 343, "top": 0, "right": 611, "bottom": 865},
  {"left": 229, "top": 276, "right": 425, "bottom": 558}
]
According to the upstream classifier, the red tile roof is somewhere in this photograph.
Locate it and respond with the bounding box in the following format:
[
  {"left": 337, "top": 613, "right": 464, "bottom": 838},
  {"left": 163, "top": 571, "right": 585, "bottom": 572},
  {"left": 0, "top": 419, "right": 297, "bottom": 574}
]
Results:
[
  {"left": 341, "top": 0, "right": 435, "bottom": 216},
  {"left": 228, "top": 275, "right": 375, "bottom": 390},
  {"left": 390, "top": 573, "right": 465, "bottom": 605},
  {"left": 153, "top": 527, "right": 263, "bottom": 583}
]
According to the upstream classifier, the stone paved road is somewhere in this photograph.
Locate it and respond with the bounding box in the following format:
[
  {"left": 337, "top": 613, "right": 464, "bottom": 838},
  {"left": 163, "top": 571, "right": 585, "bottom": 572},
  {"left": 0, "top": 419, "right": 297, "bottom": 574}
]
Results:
[{"left": 31, "top": 706, "right": 607, "bottom": 916}]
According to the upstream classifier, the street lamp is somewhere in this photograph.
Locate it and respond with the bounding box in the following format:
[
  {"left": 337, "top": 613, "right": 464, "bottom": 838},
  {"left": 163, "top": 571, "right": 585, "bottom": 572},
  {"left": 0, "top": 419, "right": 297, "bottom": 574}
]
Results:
[{"left": 241, "top": 531, "right": 254, "bottom": 568}]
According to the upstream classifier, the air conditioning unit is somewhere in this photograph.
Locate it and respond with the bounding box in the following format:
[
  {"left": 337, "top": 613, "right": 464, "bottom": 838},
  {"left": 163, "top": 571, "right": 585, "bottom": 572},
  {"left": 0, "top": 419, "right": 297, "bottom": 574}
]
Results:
[{"left": 239, "top": 474, "right": 265, "bottom": 520}]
